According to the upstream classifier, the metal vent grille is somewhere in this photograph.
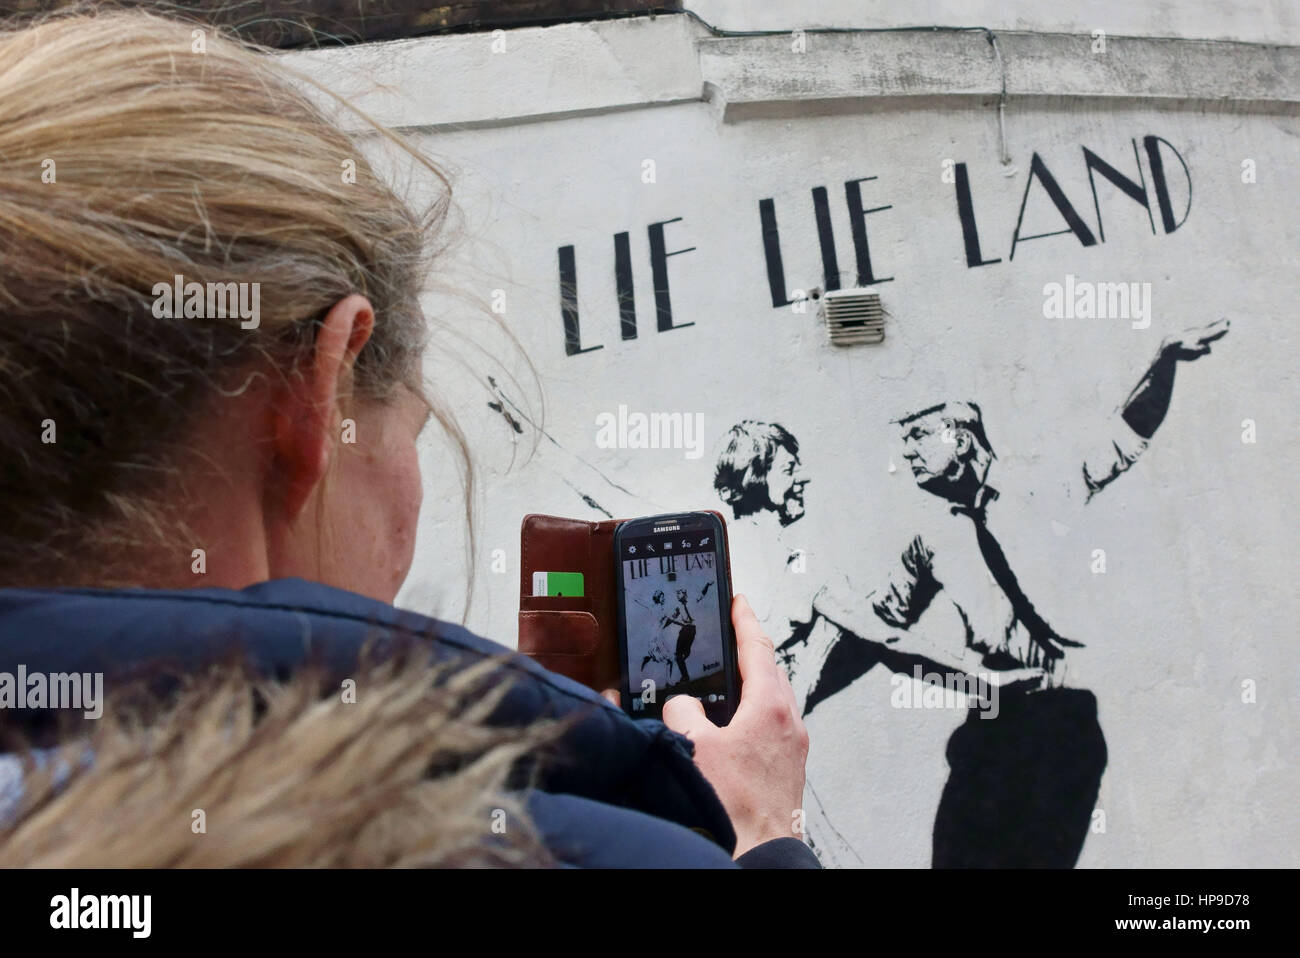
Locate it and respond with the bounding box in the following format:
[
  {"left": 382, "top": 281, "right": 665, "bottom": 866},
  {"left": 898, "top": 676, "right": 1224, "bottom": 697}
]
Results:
[{"left": 821, "top": 289, "right": 884, "bottom": 345}]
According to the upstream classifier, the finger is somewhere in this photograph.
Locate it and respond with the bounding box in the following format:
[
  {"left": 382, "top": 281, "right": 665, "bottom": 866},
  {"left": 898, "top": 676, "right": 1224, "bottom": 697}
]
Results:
[
  {"left": 1202, "top": 318, "right": 1231, "bottom": 340},
  {"left": 732, "top": 594, "right": 780, "bottom": 694},
  {"left": 1038, "top": 636, "right": 1064, "bottom": 658},
  {"left": 662, "top": 694, "right": 714, "bottom": 739},
  {"left": 600, "top": 688, "right": 621, "bottom": 707}
]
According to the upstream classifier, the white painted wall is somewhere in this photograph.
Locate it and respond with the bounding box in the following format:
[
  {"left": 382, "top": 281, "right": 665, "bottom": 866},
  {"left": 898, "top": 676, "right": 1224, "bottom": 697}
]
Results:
[{"left": 289, "top": 12, "right": 1300, "bottom": 867}]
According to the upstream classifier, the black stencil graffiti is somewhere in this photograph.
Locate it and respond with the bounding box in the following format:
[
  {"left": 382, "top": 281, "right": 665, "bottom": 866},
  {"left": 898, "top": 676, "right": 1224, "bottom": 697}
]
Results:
[
  {"left": 638, "top": 589, "right": 678, "bottom": 686},
  {"left": 712, "top": 421, "right": 808, "bottom": 527},
  {"left": 667, "top": 589, "right": 697, "bottom": 683},
  {"left": 723, "top": 319, "right": 1229, "bottom": 867},
  {"left": 558, "top": 136, "right": 1193, "bottom": 357},
  {"left": 762, "top": 135, "right": 1192, "bottom": 304},
  {"left": 713, "top": 419, "right": 860, "bottom": 862},
  {"left": 486, "top": 375, "right": 648, "bottom": 518},
  {"left": 815, "top": 398, "right": 1108, "bottom": 869},
  {"left": 557, "top": 218, "right": 696, "bottom": 355}
]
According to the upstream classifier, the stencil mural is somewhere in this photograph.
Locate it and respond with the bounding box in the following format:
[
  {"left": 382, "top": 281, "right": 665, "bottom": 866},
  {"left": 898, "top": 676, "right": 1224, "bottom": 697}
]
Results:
[
  {"left": 485, "top": 311, "right": 1232, "bottom": 866},
  {"left": 712, "top": 319, "right": 1230, "bottom": 867},
  {"left": 429, "top": 90, "right": 1286, "bottom": 864}
]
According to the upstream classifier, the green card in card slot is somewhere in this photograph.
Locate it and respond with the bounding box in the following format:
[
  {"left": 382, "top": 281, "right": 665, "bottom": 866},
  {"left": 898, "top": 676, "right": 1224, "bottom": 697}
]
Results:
[{"left": 531, "top": 571, "right": 584, "bottom": 597}]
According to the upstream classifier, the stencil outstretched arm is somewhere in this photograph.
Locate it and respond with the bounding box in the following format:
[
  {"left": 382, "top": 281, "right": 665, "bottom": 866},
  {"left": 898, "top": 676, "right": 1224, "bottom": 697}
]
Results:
[{"left": 1082, "top": 318, "right": 1230, "bottom": 501}]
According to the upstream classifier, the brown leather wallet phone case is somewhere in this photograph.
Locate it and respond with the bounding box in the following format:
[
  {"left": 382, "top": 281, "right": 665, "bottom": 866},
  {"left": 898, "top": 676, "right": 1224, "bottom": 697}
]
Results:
[{"left": 517, "top": 512, "right": 732, "bottom": 693}]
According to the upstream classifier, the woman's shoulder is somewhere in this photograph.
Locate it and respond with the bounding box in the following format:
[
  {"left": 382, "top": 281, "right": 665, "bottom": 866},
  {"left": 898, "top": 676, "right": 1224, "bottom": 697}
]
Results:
[{"left": 0, "top": 578, "right": 739, "bottom": 850}]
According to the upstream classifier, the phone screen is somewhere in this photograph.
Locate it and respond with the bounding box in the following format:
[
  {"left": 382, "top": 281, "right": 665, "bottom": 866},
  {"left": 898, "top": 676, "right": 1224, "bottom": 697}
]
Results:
[{"left": 617, "top": 523, "right": 734, "bottom": 722}]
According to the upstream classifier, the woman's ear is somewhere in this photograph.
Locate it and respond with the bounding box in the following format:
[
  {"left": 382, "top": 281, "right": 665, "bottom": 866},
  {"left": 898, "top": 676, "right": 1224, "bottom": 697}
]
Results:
[{"left": 269, "top": 295, "right": 375, "bottom": 519}]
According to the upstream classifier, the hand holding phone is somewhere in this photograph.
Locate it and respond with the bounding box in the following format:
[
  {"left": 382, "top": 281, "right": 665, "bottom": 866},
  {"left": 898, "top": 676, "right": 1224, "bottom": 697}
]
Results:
[{"left": 614, "top": 511, "right": 740, "bottom": 724}]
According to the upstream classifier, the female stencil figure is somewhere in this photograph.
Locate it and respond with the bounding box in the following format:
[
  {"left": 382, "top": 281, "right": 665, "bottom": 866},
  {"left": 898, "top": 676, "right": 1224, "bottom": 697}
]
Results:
[{"left": 640, "top": 590, "right": 678, "bottom": 690}]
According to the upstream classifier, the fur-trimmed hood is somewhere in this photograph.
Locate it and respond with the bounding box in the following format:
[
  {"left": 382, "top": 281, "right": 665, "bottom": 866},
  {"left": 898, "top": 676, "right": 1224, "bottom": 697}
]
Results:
[{"left": 0, "top": 578, "right": 750, "bottom": 867}]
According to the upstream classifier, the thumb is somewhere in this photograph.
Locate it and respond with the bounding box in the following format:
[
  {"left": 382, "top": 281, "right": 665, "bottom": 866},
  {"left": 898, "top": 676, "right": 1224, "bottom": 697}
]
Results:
[{"left": 662, "top": 694, "right": 713, "bottom": 739}]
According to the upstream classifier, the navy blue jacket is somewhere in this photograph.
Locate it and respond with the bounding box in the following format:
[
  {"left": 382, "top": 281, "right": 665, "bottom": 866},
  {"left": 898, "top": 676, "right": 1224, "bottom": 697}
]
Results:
[{"left": 0, "top": 579, "right": 819, "bottom": 868}]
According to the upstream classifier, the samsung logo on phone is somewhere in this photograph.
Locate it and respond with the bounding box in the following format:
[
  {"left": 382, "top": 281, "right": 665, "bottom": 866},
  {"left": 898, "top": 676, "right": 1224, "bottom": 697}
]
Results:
[{"left": 653, "top": 524, "right": 681, "bottom": 533}]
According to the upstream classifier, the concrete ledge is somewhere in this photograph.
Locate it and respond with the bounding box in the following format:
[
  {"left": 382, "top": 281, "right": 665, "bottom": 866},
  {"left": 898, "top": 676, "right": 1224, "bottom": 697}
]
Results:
[
  {"left": 284, "top": 14, "right": 1300, "bottom": 133},
  {"left": 700, "top": 29, "right": 1300, "bottom": 120},
  {"left": 281, "top": 13, "right": 704, "bottom": 132}
]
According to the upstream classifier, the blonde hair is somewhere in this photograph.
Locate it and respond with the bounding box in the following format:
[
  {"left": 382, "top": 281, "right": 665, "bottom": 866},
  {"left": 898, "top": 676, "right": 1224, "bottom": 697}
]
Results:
[
  {"left": 0, "top": 7, "right": 476, "bottom": 587},
  {"left": 0, "top": 650, "right": 562, "bottom": 867}
]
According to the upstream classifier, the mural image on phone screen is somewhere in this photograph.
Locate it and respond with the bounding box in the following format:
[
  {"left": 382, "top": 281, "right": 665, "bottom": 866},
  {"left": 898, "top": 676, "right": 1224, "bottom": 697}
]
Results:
[{"left": 614, "top": 512, "right": 738, "bottom": 725}]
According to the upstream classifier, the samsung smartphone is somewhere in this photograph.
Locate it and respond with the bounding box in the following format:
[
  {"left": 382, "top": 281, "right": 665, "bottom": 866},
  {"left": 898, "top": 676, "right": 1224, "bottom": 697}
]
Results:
[{"left": 613, "top": 511, "right": 739, "bottom": 725}]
